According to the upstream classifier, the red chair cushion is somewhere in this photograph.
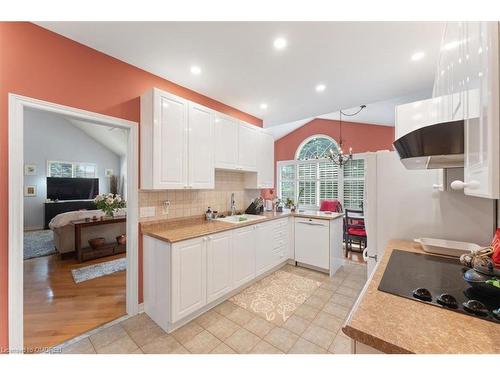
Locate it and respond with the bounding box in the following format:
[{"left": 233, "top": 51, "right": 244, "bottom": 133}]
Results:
[
  {"left": 347, "top": 228, "right": 367, "bottom": 237},
  {"left": 320, "top": 199, "right": 341, "bottom": 212}
]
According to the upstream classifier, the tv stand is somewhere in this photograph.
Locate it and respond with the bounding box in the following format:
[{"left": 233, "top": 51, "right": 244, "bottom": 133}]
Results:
[{"left": 44, "top": 200, "right": 97, "bottom": 229}]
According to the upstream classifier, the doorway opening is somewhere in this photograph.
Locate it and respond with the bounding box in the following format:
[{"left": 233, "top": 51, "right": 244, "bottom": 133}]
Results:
[{"left": 8, "top": 94, "right": 139, "bottom": 353}]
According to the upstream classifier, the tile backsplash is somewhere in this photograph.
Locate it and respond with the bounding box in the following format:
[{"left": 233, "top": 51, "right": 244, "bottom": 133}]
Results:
[{"left": 139, "top": 170, "right": 260, "bottom": 222}]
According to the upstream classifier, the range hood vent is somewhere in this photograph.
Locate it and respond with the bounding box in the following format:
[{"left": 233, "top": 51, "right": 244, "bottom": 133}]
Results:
[{"left": 393, "top": 120, "right": 464, "bottom": 169}]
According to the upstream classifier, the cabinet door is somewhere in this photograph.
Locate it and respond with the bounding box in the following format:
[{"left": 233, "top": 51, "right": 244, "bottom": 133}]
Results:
[
  {"left": 188, "top": 103, "right": 215, "bottom": 189},
  {"left": 206, "top": 231, "right": 233, "bottom": 303},
  {"left": 257, "top": 133, "right": 275, "bottom": 188},
  {"left": 214, "top": 113, "right": 239, "bottom": 170},
  {"left": 155, "top": 92, "right": 188, "bottom": 189},
  {"left": 171, "top": 238, "right": 207, "bottom": 322},
  {"left": 255, "top": 222, "right": 275, "bottom": 275},
  {"left": 238, "top": 122, "right": 258, "bottom": 171},
  {"left": 463, "top": 22, "right": 500, "bottom": 198},
  {"left": 232, "top": 226, "right": 256, "bottom": 287},
  {"left": 294, "top": 218, "right": 330, "bottom": 270}
]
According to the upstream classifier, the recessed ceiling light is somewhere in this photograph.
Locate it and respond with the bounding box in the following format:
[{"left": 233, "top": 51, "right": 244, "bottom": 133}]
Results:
[
  {"left": 315, "top": 84, "right": 326, "bottom": 92},
  {"left": 190, "top": 65, "right": 202, "bottom": 75},
  {"left": 411, "top": 51, "right": 425, "bottom": 61},
  {"left": 260, "top": 103, "right": 268, "bottom": 110},
  {"left": 273, "top": 37, "right": 287, "bottom": 50}
]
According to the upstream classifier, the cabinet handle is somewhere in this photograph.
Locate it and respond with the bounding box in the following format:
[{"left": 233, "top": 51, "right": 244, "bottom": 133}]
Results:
[
  {"left": 432, "top": 184, "right": 443, "bottom": 190},
  {"left": 297, "top": 221, "right": 327, "bottom": 227},
  {"left": 450, "top": 180, "right": 480, "bottom": 191},
  {"left": 363, "top": 248, "right": 377, "bottom": 262}
]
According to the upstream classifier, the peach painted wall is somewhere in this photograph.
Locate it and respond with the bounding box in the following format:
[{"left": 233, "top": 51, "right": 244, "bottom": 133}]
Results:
[
  {"left": 275, "top": 118, "right": 395, "bottom": 162},
  {"left": 0, "top": 22, "right": 262, "bottom": 351}
]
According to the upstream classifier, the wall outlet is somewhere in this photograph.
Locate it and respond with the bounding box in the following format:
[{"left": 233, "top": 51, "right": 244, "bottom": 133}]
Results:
[
  {"left": 140, "top": 206, "right": 156, "bottom": 218},
  {"left": 162, "top": 200, "right": 171, "bottom": 215}
]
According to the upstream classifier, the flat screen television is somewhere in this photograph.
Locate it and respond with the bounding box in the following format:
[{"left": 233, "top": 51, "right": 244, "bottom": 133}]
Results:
[{"left": 46, "top": 177, "right": 99, "bottom": 201}]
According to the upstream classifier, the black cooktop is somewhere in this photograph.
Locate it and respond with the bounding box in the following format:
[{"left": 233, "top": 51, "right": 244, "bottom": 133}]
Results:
[{"left": 378, "top": 249, "right": 499, "bottom": 324}]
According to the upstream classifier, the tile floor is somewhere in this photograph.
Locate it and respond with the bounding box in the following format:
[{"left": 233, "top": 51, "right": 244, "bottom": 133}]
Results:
[{"left": 59, "top": 262, "right": 367, "bottom": 354}]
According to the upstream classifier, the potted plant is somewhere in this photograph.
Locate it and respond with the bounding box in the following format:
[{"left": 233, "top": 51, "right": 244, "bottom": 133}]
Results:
[{"left": 94, "top": 193, "right": 126, "bottom": 218}]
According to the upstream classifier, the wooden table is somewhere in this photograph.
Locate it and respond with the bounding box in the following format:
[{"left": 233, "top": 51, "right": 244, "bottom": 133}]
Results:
[{"left": 72, "top": 216, "right": 126, "bottom": 262}]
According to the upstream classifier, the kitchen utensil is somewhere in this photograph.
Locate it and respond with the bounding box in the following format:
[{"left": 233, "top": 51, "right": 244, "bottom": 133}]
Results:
[{"left": 414, "top": 238, "right": 481, "bottom": 258}]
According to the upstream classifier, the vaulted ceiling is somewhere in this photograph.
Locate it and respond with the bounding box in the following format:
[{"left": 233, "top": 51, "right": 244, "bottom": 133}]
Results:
[{"left": 36, "top": 21, "right": 445, "bottom": 128}]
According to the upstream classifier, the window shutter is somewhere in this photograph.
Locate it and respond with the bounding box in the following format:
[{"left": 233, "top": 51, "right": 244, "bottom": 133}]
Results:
[{"left": 343, "top": 159, "right": 365, "bottom": 209}]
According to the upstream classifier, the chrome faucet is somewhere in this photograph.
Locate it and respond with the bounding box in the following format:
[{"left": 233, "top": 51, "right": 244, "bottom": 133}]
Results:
[{"left": 230, "top": 193, "right": 236, "bottom": 216}]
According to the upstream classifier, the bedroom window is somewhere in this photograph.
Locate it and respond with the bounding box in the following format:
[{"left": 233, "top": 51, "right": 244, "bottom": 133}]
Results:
[
  {"left": 47, "top": 161, "right": 97, "bottom": 178},
  {"left": 278, "top": 135, "right": 365, "bottom": 210}
]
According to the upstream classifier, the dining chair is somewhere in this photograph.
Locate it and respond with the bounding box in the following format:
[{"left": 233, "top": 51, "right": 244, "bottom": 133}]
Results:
[{"left": 344, "top": 208, "right": 367, "bottom": 257}]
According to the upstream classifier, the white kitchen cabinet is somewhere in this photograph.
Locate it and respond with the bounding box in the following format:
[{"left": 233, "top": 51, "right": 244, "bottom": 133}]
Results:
[
  {"left": 432, "top": 22, "right": 500, "bottom": 199},
  {"left": 171, "top": 237, "right": 207, "bottom": 322},
  {"left": 188, "top": 102, "right": 215, "bottom": 189},
  {"left": 214, "top": 112, "right": 239, "bottom": 170},
  {"left": 245, "top": 131, "right": 275, "bottom": 189},
  {"left": 140, "top": 88, "right": 215, "bottom": 190},
  {"left": 238, "top": 122, "right": 258, "bottom": 172},
  {"left": 206, "top": 231, "right": 233, "bottom": 303},
  {"left": 141, "top": 88, "right": 188, "bottom": 189},
  {"left": 232, "top": 226, "right": 256, "bottom": 287},
  {"left": 294, "top": 218, "right": 330, "bottom": 270},
  {"left": 143, "top": 217, "right": 292, "bottom": 333},
  {"left": 255, "top": 222, "right": 276, "bottom": 275},
  {"left": 462, "top": 22, "right": 500, "bottom": 198}
]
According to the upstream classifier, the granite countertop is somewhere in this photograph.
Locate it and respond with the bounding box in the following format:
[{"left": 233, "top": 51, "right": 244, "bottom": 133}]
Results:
[
  {"left": 141, "top": 210, "right": 343, "bottom": 243},
  {"left": 342, "top": 239, "right": 500, "bottom": 354}
]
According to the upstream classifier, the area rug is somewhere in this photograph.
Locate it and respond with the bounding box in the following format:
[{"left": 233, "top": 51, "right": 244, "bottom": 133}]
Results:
[
  {"left": 24, "top": 230, "right": 56, "bottom": 260},
  {"left": 230, "top": 269, "right": 321, "bottom": 324},
  {"left": 71, "top": 258, "right": 126, "bottom": 284}
]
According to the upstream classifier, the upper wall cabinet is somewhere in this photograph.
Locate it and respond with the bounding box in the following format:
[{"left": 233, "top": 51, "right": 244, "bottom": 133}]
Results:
[
  {"left": 238, "top": 122, "right": 258, "bottom": 172},
  {"left": 245, "top": 131, "right": 275, "bottom": 189},
  {"left": 214, "top": 113, "right": 239, "bottom": 170},
  {"left": 433, "top": 22, "right": 500, "bottom": 199},
  {"left": 141, "top": 88, "right": 274, "bottom": 190},
  {"left": 140, "top": 88, "right": 214, "bottom": 190},
  {"left": 188, "top": 102, "right": 215, "bottom": 189}
]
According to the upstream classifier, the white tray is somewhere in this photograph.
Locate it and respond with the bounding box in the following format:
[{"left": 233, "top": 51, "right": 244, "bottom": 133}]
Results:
[{"left": 414, "top": 238, "right": 482, "bottom": 258}]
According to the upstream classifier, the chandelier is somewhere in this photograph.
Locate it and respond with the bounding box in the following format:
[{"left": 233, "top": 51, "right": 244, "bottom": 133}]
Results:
[{"left": 328, "top": 105, "right": 366, "bottom": 167}]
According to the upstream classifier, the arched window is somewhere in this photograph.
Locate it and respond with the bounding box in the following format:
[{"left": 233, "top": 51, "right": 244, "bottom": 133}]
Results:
[{"left": 295, "top": 135, "right": 339, "bottom": 160}]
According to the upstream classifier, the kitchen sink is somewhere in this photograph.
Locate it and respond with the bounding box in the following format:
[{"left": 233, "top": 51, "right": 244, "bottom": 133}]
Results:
[{"left": 215, "top": 214, "right": 265, "bottom": 224}]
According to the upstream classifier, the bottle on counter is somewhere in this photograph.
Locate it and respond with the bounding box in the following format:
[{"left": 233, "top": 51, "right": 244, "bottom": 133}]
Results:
[{"left": 205, "top": 206, "right": 213, "bottom": 221}]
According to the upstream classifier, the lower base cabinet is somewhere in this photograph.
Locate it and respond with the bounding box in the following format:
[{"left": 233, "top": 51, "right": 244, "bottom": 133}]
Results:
[
  {"left": 206, "top": 232, "right": 233, "bottom": 303},
  {"left": 171, "top": 237, "right": 207, "bottom": 322},
  {"left": 351, "top": 340, "right": 384, "bottom": 354},
  {"left": 143, "top": 217, "right": 292, "bottom": 333},
  {"left": 232, "top": 226, "right": 257, "bottom": 288}
]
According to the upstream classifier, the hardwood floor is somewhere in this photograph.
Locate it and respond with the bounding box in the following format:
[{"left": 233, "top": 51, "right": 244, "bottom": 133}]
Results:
[{"left": 24, "top": 253, "right": 126, "bottom": 351}]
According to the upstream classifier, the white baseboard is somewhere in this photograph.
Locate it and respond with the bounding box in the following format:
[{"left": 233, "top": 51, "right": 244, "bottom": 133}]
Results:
[{"left": 138, "top": 303, "right": 144, "bottom": 313}]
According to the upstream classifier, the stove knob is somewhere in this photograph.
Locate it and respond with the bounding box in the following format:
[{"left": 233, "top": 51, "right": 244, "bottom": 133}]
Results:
[
  {"left": 412, "top": 288, "right": 432, "bottom": 301},
  {"left": 462, "top": 300, "right": 489, "bottom": 316},
  {"left": 436, "top": 293, "right": 458, "bottom": 308}
]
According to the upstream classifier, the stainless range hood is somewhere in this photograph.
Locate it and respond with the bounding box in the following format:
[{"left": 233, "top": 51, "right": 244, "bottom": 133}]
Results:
[
  {"left": 394, "top": 94, "right": 466, "bottom": 170},
  {"left": 393, "top": 119, "right": 464, "bottom": 169}
]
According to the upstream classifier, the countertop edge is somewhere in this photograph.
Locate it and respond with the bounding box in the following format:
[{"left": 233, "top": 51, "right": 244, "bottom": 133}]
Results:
[{"left": 141, "top": 211, "right": 344, "bottom": 243}]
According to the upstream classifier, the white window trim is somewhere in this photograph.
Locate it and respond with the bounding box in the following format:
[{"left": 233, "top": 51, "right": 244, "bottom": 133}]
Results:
[
  {"left": 294, "top": 133, "right": 339, "bottom": 160},
  {"left": 277, "top": 153, "right": 367, "bottom": 210},
  {"left": 47, "top": 160, "right": 98, "bottom": 178}
]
